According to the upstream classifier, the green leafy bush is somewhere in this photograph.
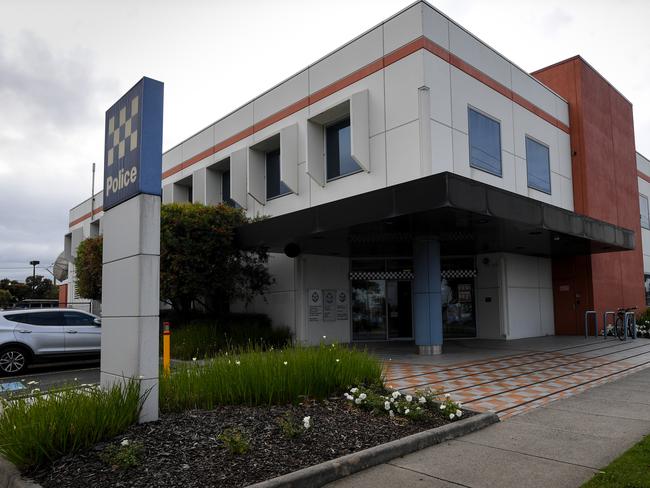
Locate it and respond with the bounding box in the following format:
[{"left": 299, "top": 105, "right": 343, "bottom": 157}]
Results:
[
  {"left": 0, "top": 382, "right": 142, "bottom": 469},
  {"left": 100, "top": 440, "right": 143, "bottom": 469},
  {"left": 160, "top": 343, "right": 383, "bottom": 411},
  {"left": 218, "top": 427, "right": 250, "bottom": 455}
]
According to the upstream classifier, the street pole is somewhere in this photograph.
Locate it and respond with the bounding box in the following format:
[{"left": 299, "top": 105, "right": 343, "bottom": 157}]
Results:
[{"left": 29, "top": 260, "right": 40, "bottom": 294}]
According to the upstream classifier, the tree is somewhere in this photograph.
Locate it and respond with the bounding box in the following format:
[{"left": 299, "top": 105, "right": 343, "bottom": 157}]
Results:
[
  {"left": 0, "top": 279, "right": 29, "bottom": 303},
  {"left": 73, "top": 203, "right": 273, "bottom": 316},
  {"left": 160, "top": 203, "right": 272, "bottom": 315},
  {"left": 74, "top": 236, "right": 103, "bottom": 300},
  {"left": 25, "top": 275, "right": 58, "bottom": 299},
  {"left": 0, "top": 289, "right": 13, "bottom": 309}
]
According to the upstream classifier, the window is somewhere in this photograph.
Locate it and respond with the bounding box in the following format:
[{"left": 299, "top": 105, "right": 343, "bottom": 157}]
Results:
[
  {"left": 266, "top": 149, "right": 290, "bottom": 199},
  {"left": 222, "top": 170, "right": 234, "bottom": 206},
  {"left": 525, "top": 136, "right": 551, "bottom": 194},
  {"left": 64, "top": 311, "right": 95, "bottom": 326},
  {"left": 641, "top": 194, "right": 650, "bottom": 230},
  {"left": 326, "top": 117, "right": 361, "bottom": 181},
  {"left": 468, "top": 108, "right": 502, "bottom": 176},
  {"left": 6, "top": 311, "right": 65, "bottom": 326}
]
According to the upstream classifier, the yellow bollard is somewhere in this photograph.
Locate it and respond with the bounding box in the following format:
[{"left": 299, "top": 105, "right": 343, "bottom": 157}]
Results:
[{"left": 163, "top": 321, "right": 171, "bottom": 376}]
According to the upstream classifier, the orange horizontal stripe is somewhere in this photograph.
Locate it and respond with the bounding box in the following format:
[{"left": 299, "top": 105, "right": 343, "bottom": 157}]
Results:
[
  {"left": 157, "top": 35, "right": 570, "bottom": 183},
  {"left": 69, "top": 206, "right": 103, "bottom": 227},
  {"left": 638, "top": 170, "right": 650, "bottom": 185}
]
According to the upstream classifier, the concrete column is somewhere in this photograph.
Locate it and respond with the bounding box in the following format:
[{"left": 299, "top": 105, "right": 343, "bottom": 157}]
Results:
[
  {"left": 100, "top": 193, "right": 160, "bottom": 422},
  {"left": 413, "top": 238, "right": 443, "bottom": 355}
]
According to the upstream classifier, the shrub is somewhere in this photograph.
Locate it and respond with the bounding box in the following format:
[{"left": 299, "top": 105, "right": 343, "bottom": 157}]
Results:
[
  {"left": 100, "top": 440, "right": 143, "bottom": 469},
  {"left": 636, "top": 308, "right": 650, "bottom": 338},
  {"left": 167, "top": 314, "right": 291, "bottom": 360},
  {"left": 218, "top": 427, "right": 250, "bottom": 454},
  {"left": 0, "top": 382, "right": 143, "bottom": 469},
  {"left": 74, "top": 236, "right": 103, "bottom": 300},
  {"left": 159, "top": 343, "right": 383, "bottom": 411}
]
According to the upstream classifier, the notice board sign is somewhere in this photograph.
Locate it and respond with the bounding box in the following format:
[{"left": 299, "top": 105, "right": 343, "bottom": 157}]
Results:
[
  {"left": 336, "top": 289, "right": 349, "bottom": 321},
  {"left": 323, "top": 289, "right": 336, "bottom": 322},
  {"left": 308, "top": 289, "right": 323, "bottom": 322}
]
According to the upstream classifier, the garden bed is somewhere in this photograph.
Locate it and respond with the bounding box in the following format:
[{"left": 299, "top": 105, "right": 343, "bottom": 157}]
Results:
[{"left": 26, "top": 398, "right": 475, "bottom": 488}]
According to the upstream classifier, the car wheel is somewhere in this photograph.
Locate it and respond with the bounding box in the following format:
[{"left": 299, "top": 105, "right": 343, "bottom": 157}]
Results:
[{"left": 0, "top": 347, "right": 29, "bottom": 376}]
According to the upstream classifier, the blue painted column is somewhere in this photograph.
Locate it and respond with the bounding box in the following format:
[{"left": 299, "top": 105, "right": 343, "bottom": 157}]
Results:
[{"left": 413, "top": 238, "right": 443, "bottom": 355}]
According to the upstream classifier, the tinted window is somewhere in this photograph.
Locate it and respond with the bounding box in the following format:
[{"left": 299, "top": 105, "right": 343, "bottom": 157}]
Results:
[
  {"left": 19, "top": 312, "right": 65, "bottom": 326},
  {"left": 266, "top": 149, "right": 290, "bottom": 199},
  {"left": 326, "top": 118, "right": 360, "bottom": 180},
  {"left": 468, "top": 108, "right": 502, "bottom": 176},
  {"left": 64, "top": 311, "right": 95, "bottom": 326},
  {"left": 222, "top": 170, "right": 234, "bottom": 207},
  {"left": 4, "top": 313, "right": 29, "bottom": 324},
  {"left": 526, "top": 137, "right": 551, "bottom": 194},
  {"left": 641, "top": 195, "right": 650, "bottom": 230}
]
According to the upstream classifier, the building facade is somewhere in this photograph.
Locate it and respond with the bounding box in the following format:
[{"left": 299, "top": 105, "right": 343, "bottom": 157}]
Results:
[{"left": 63, "top": 1, "right": 647, "bottom": 353}]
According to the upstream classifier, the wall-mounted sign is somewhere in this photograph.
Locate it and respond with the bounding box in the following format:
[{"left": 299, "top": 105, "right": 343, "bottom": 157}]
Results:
[
  {"left": 336, "top": 289, "right": 349, "bottom": 321},
  {"left": 323, "top": 289, "right": 336, "bottom": 322},
  {"left": 308, "top": 289, "right": 323, "bottom": 323},
  {"left": 103, "top": 77, "right": 164, "bottom": 211}
]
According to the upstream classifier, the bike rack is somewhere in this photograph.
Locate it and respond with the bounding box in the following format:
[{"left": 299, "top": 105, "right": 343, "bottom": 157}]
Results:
[
  {"left": 624, "top": 311, "right": 637, "bottom": 340},
  {"left": 603, "top": 311, "right": 616, "bottom": 340},
  {"left": 584, "top": 311, "right": 598, "bottom": 338}
]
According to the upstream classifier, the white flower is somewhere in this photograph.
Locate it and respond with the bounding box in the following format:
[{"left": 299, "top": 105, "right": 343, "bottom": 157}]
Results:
[
  {"left": 350, "top": 388, "right": 359, "bottom": 394},
  {"left": 439, "top": 404, "right": 445, "bottom": 410},
  {"left": 283, "top": 361, "right": 288, "bottom": 366},
  {"left": 405, "top": 408, "right": 410, "bottom": 414},
  {"left": 457, "top": 402, "right": 462, "bottom": 408},
  {"left": 355, "top": 398, "right": 362, "bottom": 405},
  {"left": 384, "top": 401, "right": 391, "bottom": 410},
  {"left": 345, "top": 393, "right": 354, "bottom": 401},
  {"left": 389, "top": 410, "right": 395, "bottom": 417},
  {"left": 449, "top": 413, "right": 455, "bottom": 420},
  {"left": 444, "top": 393, "right": 450, "bottom": 398},
  {"left": 456, "top": 410, "right": 462, "bottom": 417},
  {"left": 390, "top": 398, "right": 395, "bottom": 403},
  {"left": 322, "top": 335, "right": 327, "bottom": 339},
  {"left": 27, "top": 380, "right": 38, "bottom": 385},
  {"left": 235, "top": 360, "right": 241, "bottom": 366},
  {"left": 391, "top": 391, "right": 401, "bottom": 399},
  {"left": 419, "top": 397, "right": 426, "bottom": 404},
  {"left": 192, "top": 357, "right": 197, "bottom": 361},
  {"left": 336, "top": 359, "right": 340, "bottom": 363},
  {"left": 359, "top": 393, "right": 367, "bottom": 400},
  {"left": 303, "top": 416, "right": 311, "bottom": 429},
  {"left": 121, "top": 439, "right": 130, "bottom": 446},
  {"left": 405, "top": 395, "right": 412, "bottom": 402}
]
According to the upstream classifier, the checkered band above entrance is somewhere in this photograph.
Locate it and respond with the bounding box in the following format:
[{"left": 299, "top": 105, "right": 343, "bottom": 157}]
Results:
[{"left": 106, "top": 95, "right": 140, "bottom": 167}]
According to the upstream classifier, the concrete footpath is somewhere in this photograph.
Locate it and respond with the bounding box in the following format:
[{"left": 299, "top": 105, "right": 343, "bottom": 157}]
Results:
[{"left": 328, "top": 368, "right": 650, "bottom": 488}]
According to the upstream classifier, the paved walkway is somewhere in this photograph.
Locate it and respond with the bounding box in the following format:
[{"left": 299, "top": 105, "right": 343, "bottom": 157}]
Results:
[{"left": 329, "top": 340, "right": 650, "bottom": 488}]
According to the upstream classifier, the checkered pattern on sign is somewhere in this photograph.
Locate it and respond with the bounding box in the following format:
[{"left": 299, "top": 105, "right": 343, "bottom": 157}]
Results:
[
  {"left": 106, "top": 95, "right": 140, "bottom": 167},
  {"left": 349, "top": 271, "right": 414, "bottom": 280},
  {"left": 441, "top": 269, "right": 477, "bottom": 279}
]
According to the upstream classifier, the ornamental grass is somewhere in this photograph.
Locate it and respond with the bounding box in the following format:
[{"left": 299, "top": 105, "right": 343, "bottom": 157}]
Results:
[
  {"left": 160, "top": 343, "right": 383, "bottom": 411},
  {"left": 0, "top": 381, "right": 142, "bottom": 469}
]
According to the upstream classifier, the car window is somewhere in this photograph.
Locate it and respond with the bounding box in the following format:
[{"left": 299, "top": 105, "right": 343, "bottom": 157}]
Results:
[
  {"left": 4, "top": 313, "right": 30, "bottom": 324},
  {"left": 21, "top": 311, "right": 66, "bottom": 326},
  {"left": 64, "top": 311, "right": 96, "bottom": 326}
]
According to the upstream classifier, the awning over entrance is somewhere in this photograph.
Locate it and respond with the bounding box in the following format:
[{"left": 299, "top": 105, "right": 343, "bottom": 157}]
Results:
[{"left": 236, "top": 172, "right": 635, "bottom": 258}]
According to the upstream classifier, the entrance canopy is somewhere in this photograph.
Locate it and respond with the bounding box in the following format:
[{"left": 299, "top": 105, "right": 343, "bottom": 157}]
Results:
[{"left": 236, "top": 172, "right": 634, "bottom": 258}]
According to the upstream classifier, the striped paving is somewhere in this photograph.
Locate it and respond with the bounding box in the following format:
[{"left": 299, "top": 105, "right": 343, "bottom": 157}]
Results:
[{"left": 383, "top": 339, "right": 650, "bottom": 419}]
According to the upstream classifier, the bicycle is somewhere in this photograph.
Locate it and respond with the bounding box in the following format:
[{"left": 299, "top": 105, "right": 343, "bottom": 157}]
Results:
[{"left": 614, "top": 307, "right": 637, "bottom": 340}]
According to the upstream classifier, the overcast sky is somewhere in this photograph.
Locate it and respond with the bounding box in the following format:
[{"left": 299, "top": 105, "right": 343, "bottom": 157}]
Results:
[{"left": 0, "top": 0, "right": 648, "bottom": 281}]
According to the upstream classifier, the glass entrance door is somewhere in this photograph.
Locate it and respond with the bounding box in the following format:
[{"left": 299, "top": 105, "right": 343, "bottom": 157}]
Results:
[{"left": 352, "top": 280, "right": 412, "bottom": 341}]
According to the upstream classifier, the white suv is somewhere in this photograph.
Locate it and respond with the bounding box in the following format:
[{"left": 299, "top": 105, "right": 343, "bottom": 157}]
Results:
[{"left": 0, "top": 308, "right": 101, "bottom": 376}]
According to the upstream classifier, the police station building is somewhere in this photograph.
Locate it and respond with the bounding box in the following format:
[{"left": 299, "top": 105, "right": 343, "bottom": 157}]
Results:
[{"left": 64, "top": 2, "right": 650, "bottom": 354}]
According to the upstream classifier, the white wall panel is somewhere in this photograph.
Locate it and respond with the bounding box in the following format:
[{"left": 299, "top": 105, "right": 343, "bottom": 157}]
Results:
[
  {"left": 350, "top": 90, "right": 370, "bottom": 171},
  {"left": 383, "top": 3, "right": 423, "bottom": 54},
  {"left": 181, "top": 125, "right": 214, "bottom": 165},
  {"left": 306, "top": 121, "right": 325, "bottom": 187},
  {"left": 311, "top": 133, "right": 386, "bottom": 207},
  {"left": 247, "top": 148, "right": 266, "bottom": 205},
  {"left": 386, "top": 121, "right": 420, "bottom": 186},
  {"left": 511, "top": 67, "right": 559, "bottom": 123},
  {"left": 422, "top": 4, "right": 451, "bottom": 50},
  {"left": 385, "top": 52, "right": 424, "bottom": 131},
  {"left": 230, "top": 147, "right": 248, "bottom": 209},
  {"left": 254, "top": 71, "right": 309, "bottom": 124},
  {"left": 162, "top": 145, "right": 182, "bottom": 173},
  {"left": 212, "top": 102, "right": 254, "bottom": 150},
  {"left": 423, "top": 52, "right": 452, "bottom": 126},
  {"left": 430, "top": 120, "right": 454, "bottom": 175},
  {"left": 309, "top": 26, "right": 383, "bottom": 94},
  {"left": 192, "top": 168, "right": 206, "bottom": 204},
  {"left": 449, "top": 23, "right": 512, "bottom": 89},
  {"left": 280, "top": 123, "right": 299, "bottom": 193}
]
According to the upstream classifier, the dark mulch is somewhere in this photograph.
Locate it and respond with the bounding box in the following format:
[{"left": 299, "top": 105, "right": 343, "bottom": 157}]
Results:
[{"left": 27, "top": 399, "right": 469, "bottom": 488}]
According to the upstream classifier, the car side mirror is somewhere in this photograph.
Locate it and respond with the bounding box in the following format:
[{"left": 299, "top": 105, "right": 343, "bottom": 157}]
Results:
[{"left": 93, "top": 317, "right": 102, "bottom": 327}]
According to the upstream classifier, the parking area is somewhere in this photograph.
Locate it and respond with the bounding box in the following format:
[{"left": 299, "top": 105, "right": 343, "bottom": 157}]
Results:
[
  {"left": 0, "top": 361, "right": 99, "bottom": 398},
  {"left": 381, "top": 336, "right": 650, "bottom": 419}
]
